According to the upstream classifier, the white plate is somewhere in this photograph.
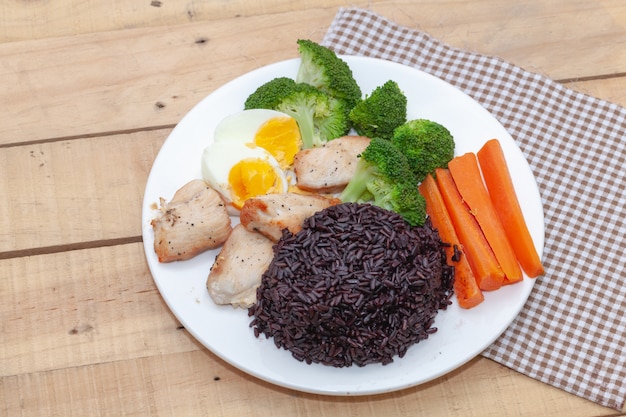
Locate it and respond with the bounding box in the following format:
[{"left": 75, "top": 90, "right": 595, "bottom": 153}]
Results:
[{"left": 141, "top": 56, "right": 544, "bottom": 396}]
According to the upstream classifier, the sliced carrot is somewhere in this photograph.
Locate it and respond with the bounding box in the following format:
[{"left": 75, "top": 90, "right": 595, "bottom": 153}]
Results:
[
  {"left": 419, "top": 174, "right": 484, "bottom": 308},
  {"left": 435, "top": 168, "right": 505, "bottom": 291},
  {"left": 448, "top": 152, "right": 523, "bottom": 285},
  {"left": 477, "top": 139, "right": 544, "bottom": 278}
]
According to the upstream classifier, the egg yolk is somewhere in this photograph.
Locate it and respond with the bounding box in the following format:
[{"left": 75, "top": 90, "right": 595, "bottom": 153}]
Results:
[
  {"left": 228, "top": 158, "right": 283, "bottom": 208},
  {"left": 254, "top": 117, "right": 301, "bottom": 168}
]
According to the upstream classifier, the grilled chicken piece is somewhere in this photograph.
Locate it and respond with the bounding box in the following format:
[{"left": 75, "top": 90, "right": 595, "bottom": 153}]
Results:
[
  {"left": 294, "top": 135, "right": 371, "bottom": 193},
  {"left": 240, "top": 192, "right": 341, "bottom": 241},
  {"left": 151, "top": 179, "right": 232, "bottom": 263},
  {"left": 207, "top": 224, "right": 274, "bottom": 308}
]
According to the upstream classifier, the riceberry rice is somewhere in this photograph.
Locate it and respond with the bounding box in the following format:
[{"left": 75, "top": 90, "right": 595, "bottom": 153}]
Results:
[{"left": 248, "top": 202, "right": 454, "bottom": 367}]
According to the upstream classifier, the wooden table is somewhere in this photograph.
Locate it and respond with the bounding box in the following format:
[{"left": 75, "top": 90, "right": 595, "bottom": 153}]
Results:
[{"left": 2, "top": 1, "right": 625, "bottom": 416}]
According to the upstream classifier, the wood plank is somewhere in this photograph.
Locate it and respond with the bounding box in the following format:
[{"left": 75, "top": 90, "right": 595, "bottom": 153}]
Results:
[
  {"left": 0, "top": 10, "right": 331, "bottom": 146},
  {"left": 0, "top": 243, "right": 199, "bottom": 378},
  {"left": 1, "top": 3, "right": 626, "bottom": 145},
  {"left": 3, "top": 0, "right": 626, "bottom": 77},
  {"left": 0, "top": 130, "right": 167, "bottom": 254},
  {"left": 376, "top": 0, "right": 626, "bottom": 78},
  {"left": 565, "top": 77, "right": 626, "bottom": 107},
  {"left": 0, "top": 76, "right": 623, "bottom": 254},
  {"left": 0, "top": 243, "right": 615, "bottom": 416},
  {"left": 2, "top": 75, "right": 625, "bottom": 254},
  {"left": 0, "top": 0, "right": 355, "bottom": 42},
  {"left": 0, "top": 352, "right": 611, "bottom": 417}
]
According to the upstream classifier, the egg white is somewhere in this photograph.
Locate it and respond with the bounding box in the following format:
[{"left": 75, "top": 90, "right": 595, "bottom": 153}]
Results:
[
  {"left": 201, "top": 141, "right": 288, "bottom": 212},
  {"left": 213, "top": 109, "right": 293, "bottom": 144}
]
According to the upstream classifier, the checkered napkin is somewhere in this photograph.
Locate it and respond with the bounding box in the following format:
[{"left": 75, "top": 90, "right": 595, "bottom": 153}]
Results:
[{"left": 322, "top": 7, "right": 626, "bottom": 410}]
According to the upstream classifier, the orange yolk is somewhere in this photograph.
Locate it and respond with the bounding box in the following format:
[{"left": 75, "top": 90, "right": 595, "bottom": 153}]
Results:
[
  {"left": 228, "top": 158, "right": 283, "bottom": 209},
  {"left": 254, "top": 117, "right": 301, "bottom": 168}
]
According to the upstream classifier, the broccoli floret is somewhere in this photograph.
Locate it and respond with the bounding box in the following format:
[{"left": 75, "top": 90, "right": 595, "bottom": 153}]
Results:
[
  {"left": 368, "top": 177, "right": 427, "bottom": 227},
  {"left": 243, "top": 76, "right": 296, "bottom": 109},
  {"left": 295, "top": 39, "right": 362, "bottom": 113},
  {"left": 340, "top": 137, "right": 427, "bottom": 226},
  {"left": 244, "top": 77, "right": 348, "bottom": 149},
  {"left": 391, "top": 119, "right": 455, "bottom": 182},
  {"left": 314, "top": 95, "right": 349, "bottom": 143},
  {"left": 348, "top": 80, "right": 407, "bottom": 140}
]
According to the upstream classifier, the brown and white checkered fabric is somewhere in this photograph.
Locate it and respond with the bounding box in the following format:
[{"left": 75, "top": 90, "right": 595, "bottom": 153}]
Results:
[{"left": 322, "top": 7, "right": 626, "bottom": 410}]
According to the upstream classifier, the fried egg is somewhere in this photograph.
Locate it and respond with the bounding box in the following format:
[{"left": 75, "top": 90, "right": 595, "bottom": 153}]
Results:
[
  {"left": 201, "top": 141, "right": 288, "bottom": 211},
  {"left": 213, "top": 109, "right": 301, "bottom": 169}
]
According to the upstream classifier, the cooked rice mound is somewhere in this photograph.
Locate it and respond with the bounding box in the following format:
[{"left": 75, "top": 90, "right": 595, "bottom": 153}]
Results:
[{"left": 249, "top": 202, "right": 454, "bottom": 367}]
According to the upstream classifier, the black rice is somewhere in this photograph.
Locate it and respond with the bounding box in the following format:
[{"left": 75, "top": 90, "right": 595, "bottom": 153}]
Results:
[{"left": 248, "top": 203, "right": 454, "bottom": 367}]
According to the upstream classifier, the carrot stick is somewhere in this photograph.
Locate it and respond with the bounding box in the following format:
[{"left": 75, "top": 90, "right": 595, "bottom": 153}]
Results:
[
  {"left": 435, "top": 168, "right": 505, "bottom": 291},
  {"left": 419, "top": 174, "right": 484, "bottom": 308},
  {"left": 448, "top": 153, "right": 523, "bottom": 285},
  {"left": 477, "top": 139, "right": 544, "bottom": 278}
]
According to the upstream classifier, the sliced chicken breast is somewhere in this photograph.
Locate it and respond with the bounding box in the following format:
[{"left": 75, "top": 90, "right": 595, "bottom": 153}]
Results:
[
  {"left": 240, "top": 192, "right": 341, "bottom": 241},
  {"left": 151, "top": 179, "right": 232, "bottom": 262},
  {"left": 207, "top": 224, "right": 275, "bottom": 308},
  {"left": 294, "top": 135, "right": 371, "bottom": 193}
]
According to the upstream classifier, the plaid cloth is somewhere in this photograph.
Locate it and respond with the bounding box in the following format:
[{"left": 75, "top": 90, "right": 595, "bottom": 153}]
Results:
[{"left": 322, "top": 7, "right": 626, "bottom": 410}]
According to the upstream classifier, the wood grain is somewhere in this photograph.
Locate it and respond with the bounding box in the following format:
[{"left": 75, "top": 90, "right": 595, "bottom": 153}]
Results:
[
  {"left": 0, "top": 10, "right": 330, "bottom": 145},
  {"left": 565, "top": 77, "right": 626, "bottom": 107},
  {"left": 0, "top": 130, "right": 167, "bottom": 254},
  {"left": 2, "top": 1, "right": 625, "bottom": 415},
  {"left": 0, "top": 0, "right": 353, "bottom": 42},
  {"left": 2, "top": 2, "right": 626, "bottom": 145},
  {"left": 0, "top": 243, "right": 199, "bottom": 377},
  {"left": 0, "top": 244, "right": 610, "bottom": 417},
  {"left": 1, "top": 79, "right": 624, "bottom": 255}
]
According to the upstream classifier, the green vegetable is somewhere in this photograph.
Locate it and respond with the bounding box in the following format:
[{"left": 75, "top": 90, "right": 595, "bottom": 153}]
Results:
[
  {"left": 244, "top": 77, "right": 348, "bottom": 149},
  {"left": 391, "top": 119, "right": 455, "bottom": 182},
  {"left": 295, "top": 39, "right": 362, "bottom": 113},
  {"left": 348, "top": 80, "right": 407, "bottom": 140},
  {"left": 340, "top": 137, "right": 427, "bottom": 226},
  {"left": 244, "top": 76, "right": 296, "bottom": 109}
]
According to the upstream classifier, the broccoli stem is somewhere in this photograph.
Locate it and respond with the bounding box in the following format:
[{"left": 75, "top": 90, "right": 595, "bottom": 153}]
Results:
[
  {"left": 280, "top": 107, "right": 317, "bottom": 149},
  {"left": 339, "top": 160, "right": 376, "bottom": 202}
]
